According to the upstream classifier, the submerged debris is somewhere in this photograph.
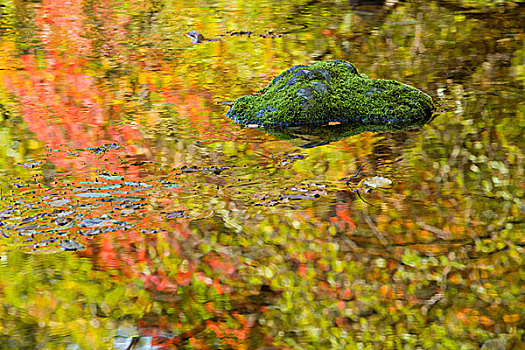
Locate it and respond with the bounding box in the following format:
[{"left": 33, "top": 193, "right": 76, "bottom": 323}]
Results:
[{"left": 186, "top": 29, "right": 286, "bottom": 44}]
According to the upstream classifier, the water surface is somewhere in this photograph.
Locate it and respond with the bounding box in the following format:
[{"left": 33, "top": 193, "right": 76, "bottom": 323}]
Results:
[{"left": 0, "top": 0, "right": 523, "bottom": 348}]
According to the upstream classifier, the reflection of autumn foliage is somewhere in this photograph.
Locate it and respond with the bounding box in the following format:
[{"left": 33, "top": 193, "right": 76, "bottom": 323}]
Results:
[
  {"left": 79, "top": 215, "right": 282, "bottom": 349},
  {"left": 2, "top": 0, "right": 249, "bottom": 176},
  {"left": 1, "top": 0, "right": 523, "bottom": 348},
  {"left": 35, "top": 0, "right": 91, "bottom": 57},
  {"left": 3, "top": 0, "right": 144, "bottom": 173},
  {"left": 5, "top": 53, "right": 144, "bottom": 173}
]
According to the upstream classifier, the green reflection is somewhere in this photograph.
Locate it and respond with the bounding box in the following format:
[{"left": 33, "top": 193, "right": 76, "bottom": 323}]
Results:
[{"left": 255, "top": 120, "right": 432, "bottom": 148}]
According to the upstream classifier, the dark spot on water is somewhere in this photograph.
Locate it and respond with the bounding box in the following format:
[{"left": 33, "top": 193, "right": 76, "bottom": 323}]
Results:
[
  {"left": 83, "top": 228, "right": 101, "bottom": 236},
  {"left": 18, "top": 161, "right": 43, "bottom": 168},
  {"left": 17, "top": 224, "right": 49, "bottom": 231},
  {"left": 22, "top": 215, "right": 38, "bottom": 224},
  {"left": 100, "top": 196, "right": 144, "bottom": 203},
  {"left": 55, "top": 217, "right": 74, "bottom": 226},
  {"left": 166, "top": 210, "right": 185, "bottom": 219},
  {"left": 60, "top": 240, "right": 84, "bottom": 251},
  {"left": 102, "top": 143, "right": 122, "bottom": 150},
  {"left": 181, "top": 165, "right": 199, "bottom": 173},
  {"left": 284, "top": 154, "right": 305, "bottom": 160},
  {"left": 160, "top": 180, "right": 182, "bottom": 188},
  {"left": 280, "top": 193, "right": 320, "bottom": 200},
  {"left": 0, "top": 209, "right": 15, "bottom": 219},
  {"left": 120, "top": 202, "right": 143, "bottom": 210},
  {"left": 202, "top": 166, "right": 223, "bottom": 175},
  {"left": 79, "top": 217, "right": 115, "bottom": 227}
]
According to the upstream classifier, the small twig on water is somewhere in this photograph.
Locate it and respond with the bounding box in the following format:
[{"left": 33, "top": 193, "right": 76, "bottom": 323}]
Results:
[
  {"left": 344, "top": 161, "right": 375, "bottom": 206},
  {"left": 354, "top": 189, "right": 374, "bottom": 206},
  {"left": 345, "top": 160, "right": 373, "bottom": 184}
]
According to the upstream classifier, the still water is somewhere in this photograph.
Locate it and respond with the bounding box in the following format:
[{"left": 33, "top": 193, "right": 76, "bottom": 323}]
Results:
[{"left": 0, "top": 0, "right": 523, "bottom": 348}]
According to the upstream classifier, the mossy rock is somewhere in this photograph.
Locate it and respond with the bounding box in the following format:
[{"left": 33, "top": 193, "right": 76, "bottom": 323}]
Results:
[{"left": 226, "top": 60, "right": 434, "bottom": 128}]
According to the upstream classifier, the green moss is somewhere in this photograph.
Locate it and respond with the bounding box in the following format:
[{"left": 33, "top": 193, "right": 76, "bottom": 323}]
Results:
[{"left": 226, "top": 60, "right": 434, "bottom": 128}]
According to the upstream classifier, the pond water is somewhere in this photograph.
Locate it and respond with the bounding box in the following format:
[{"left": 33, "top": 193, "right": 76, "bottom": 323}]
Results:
[{"left": 0, "top": 0, "right": 524, "bottom": 349}]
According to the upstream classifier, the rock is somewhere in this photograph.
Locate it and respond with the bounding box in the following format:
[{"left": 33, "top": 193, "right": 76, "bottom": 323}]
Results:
[
  {"left": 256, "top": 106, "right": 279, "bottom": 118},
  {"left": 226, "top": 60, "right": 434, "bottom": 128},
  {"left": 186, "top": 30, "right": 204, "bottom": 43}
]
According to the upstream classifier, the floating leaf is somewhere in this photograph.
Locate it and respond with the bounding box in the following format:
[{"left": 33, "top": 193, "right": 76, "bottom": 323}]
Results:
[{"left": 362, "top": 176, "right": 392, "bottom": 189}]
